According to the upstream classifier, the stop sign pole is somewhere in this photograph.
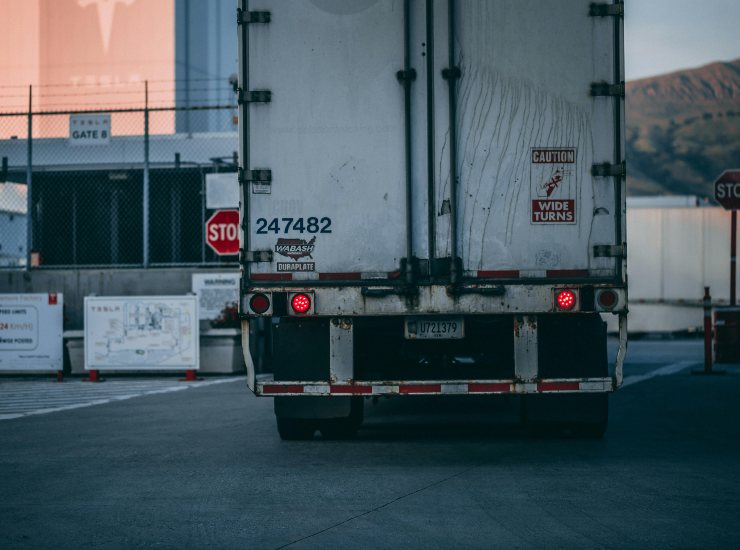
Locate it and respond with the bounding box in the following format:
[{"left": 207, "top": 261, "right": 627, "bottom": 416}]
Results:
[
  {"left": 714, "top": 170, "right": 740, "bottom": 305},
  {"left": 733, "top": 208, "right": 737, "bottom": 306}
]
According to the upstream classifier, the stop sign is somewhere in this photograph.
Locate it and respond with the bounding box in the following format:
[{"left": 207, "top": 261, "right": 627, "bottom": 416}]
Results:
[
  {"left": 715, "top": 170, "right": 740, "bottom": 210},
  {"left": 206, "top": 209, "right": 240, "bottom": 255}
]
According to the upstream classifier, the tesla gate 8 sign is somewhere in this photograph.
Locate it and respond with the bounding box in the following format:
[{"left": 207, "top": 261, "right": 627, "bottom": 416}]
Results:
[{"left": 206, "top": 209, "right": 240, "bottom": 255}]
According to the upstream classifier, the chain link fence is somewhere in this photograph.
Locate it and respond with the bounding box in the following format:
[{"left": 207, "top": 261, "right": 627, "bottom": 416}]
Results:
[{"left": 0, "top": 101, "right": 240, "bottom": 269}]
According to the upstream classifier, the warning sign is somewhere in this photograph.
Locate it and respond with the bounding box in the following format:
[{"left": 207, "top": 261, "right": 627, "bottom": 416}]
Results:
[
  {"left": 532, "top": 199, "right": 575, "bottom": 223},
  {"left": 531, "top": 148, "right": 577, "bottom": 224}
]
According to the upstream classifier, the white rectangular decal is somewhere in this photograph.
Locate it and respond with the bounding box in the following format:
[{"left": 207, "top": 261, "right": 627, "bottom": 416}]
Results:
[
  {"left": 531, "top": 148, "right": 577, "bottom": 224},
  {"left": 205, "top": 173, "right": 239, "bottom": 209},
  {"left": 0, "top": 293, "right": 64, "bottom": 372},
  {"left": 191, "top": 273, "right": 239, "bottom": 321},
  {"left": 277, "top": 262, "right": 315, "bottom": 272},
  {"left": 85, "top": 296, "right": 198, "bottom": 371}
]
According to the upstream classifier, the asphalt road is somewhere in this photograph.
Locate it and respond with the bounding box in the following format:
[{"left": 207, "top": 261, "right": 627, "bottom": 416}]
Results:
[{"left": 1, "top": 339, "right": 739, "bottom": 549}]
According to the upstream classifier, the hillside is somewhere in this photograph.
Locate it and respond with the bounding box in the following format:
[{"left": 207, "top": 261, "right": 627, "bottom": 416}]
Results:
[{"left": 625, "top": 59, "right": 740, "bottom": 196}]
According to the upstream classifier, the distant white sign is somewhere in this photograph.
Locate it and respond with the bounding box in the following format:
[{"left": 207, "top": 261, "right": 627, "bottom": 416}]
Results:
[
  {"left": 192, "top": 273, "right": 240, "bottom": 320},
  {"left": 206, "top": 172, "right": 239, "bottom": 209},
  {"left": 85, "top": 296, "right": 198, "bottom": 371},
  {"left": 69, "top": 114, "right": 111, "bottom": 145},
  {"left": 0, "top": 293, "right": 63, "bottom": 372}
]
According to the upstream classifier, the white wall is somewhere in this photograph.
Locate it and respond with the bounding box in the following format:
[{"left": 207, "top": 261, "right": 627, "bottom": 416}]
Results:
[
  {"left": 628, "top": 206, "right": 737, "bottom": 304},
  {"left": 607, "top": 204, "right": 738, "bottom": 333}
]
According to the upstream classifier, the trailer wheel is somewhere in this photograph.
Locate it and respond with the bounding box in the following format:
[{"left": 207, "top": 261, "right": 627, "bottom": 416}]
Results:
[
  {"left": 319, "top": 397, "right": 364, "bottom": 440},
  {"left": 276, "top": 418, "right": 317, "bottom": 441},
  {"left": 522, "top": 393, "right": 608, "bottom": 439}
]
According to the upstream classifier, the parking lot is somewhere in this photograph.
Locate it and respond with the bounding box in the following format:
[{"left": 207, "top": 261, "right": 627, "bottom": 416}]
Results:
[{"left": 1, "top": 338, "right": 739, "bottom": 549}]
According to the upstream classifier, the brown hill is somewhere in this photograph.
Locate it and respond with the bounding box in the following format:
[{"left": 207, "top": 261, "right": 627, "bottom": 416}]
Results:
[{"left": 625, "top": 59, "right": 740, "bottom": 196}]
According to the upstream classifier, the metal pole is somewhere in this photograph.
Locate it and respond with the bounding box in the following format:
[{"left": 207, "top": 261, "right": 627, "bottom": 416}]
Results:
[
  {"left": 184, "top": 0, "right": 191, "bottom": 135},
  {"left": 237, "top": 0, "right": 250, "bottom": 282},
  {"left": 200, "top": 166, "right": 206, "bottom": 264},
  {"left": 143, "top": 81, "right": 150, "bottom": 267},
  {"left": 402, "top": 0, "right": 414, "bottom": 286},
  {"left": 447, "top": 0, "right": 460, "bottom": 285},
  {"left": 425, "top": 0, "right": 436, "bottom": 277},
  {"left": 703, "top": 287, "right": 712, "bottom": 374},
  {"left": 26, "top": 85, "right": 33, "bottom": 269},
  {"left": 731, "top": 210, "right": 737, "bottom": 306}
]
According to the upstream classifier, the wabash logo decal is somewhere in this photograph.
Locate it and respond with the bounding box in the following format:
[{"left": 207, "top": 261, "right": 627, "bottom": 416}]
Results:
[
  {"left": 275, "top": 237, "right": 316, "bottom": 260},
  {"left": 530, "top": 148, "right": 577, "bottom": 225}
]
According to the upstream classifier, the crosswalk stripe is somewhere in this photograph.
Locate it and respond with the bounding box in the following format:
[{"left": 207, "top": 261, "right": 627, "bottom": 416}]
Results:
[{"left": 0, "top": 377, "right": 243, "bottom": 421}]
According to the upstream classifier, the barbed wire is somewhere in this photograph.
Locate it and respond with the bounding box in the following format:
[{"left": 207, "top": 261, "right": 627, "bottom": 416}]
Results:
[
  {"left": 0, "top": 90, "right": 234, "bottom": 103},
  {"left": 0, "top": 77, "right": 233, "bottom": 90},
  {"left": 0, "top": 103, "right": 238, "bottom": 118},
  {"left": 0, "top": 99, "right": 237, "bottom": 113}
]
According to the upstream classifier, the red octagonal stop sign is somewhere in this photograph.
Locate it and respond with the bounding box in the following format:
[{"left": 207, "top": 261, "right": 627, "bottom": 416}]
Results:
[
  {"left": 715, "top": 170, "right": 740, "bottom": 210},
  {"left": 206, "top": 209, "right": 240, "bottom": 255}
]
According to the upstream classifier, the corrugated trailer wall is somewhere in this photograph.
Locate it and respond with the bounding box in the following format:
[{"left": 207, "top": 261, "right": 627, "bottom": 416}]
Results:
[{"left": 606, "top": 205, "right": 738, "bottom": 333}]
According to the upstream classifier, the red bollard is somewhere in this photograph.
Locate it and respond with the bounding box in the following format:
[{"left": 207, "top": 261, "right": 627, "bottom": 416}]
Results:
[
  {"left": 89, "top": 369, "right": 100, "bottom": 382},
  {"left": 56, "top": 370, "right": 64, "bottom": 383},
  {"left": 184, "top": 369, "right": 198, "bottom": 382},
  {"left": 694, "top": 287, "right": 726, "bottom": 376}
]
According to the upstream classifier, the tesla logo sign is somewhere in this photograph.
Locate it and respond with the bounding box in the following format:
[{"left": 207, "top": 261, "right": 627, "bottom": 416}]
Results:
[{"left": 78, "top": 0, "right": 136, "bottom": 53}]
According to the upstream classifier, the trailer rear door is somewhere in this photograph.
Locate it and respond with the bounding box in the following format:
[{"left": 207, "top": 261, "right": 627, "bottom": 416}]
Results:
[
  {"left": 244, "top": 0, "right": 411, "bottom": 281},
  {"left": 432, "top": 0, "right": 624, "bottom": 280}
]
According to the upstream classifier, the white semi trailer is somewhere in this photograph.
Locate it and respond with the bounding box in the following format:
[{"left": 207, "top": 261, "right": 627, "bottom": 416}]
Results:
[{"left": 238, "top": 0, "right": 628, "bottom": 439}]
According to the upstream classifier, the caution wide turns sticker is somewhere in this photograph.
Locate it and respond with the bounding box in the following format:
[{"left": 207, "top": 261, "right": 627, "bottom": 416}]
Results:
[{"left": 530, "top": 148, "right": 577, "bottom": 224}]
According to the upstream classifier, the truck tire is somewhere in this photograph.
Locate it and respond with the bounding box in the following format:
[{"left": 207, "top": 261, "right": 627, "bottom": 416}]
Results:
[
  {"left": 276, "top": 418, "right": 318, "bottom": 441},
  {"left": 319, "top": 397, "right": 364, "bottom": 440},
  {"left": 522, "top": 393, "right": 608, "bottom": 439}
]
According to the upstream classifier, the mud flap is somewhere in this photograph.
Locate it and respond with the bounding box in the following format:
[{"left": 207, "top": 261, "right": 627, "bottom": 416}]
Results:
[
  {"left": 275, "top": 396, "right": 363, "bottom": 440},
  {"left": 522, "top": 393, "right": 608, "bottom": 437},
  {"left": 274, "top": 396, "right": 354, "bottom": 420},
  {"left": 523, "top": 312, "right": 609, "bottom": 437}
]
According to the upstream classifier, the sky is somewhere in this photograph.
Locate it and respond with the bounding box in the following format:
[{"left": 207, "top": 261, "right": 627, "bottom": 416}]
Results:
[{"left": 625, "top": 0, "right": 740, "bottom": 80}]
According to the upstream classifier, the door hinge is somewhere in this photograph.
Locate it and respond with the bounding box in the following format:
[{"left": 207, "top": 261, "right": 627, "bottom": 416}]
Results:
[
  {"left": 396, "top": 69, "right": 417, "bottom": 83},
  {"left": 441, "top": 67, "right": 462, "bottom": 81},
  {"left": 593, "top": 244, "right": 626, "bottom": 258},
  {"left": 237, "top": 9, "right": 271, "bottom": 25},
  {"left": 588, "top": 3, "right": 624, "bottom": 17},
  {"left": 239, "top": 168, "right": 272, "bottom": 194},
  {"left": 238, "top": 168, "right": 272, "bottom": 184},
  {"left": 590, "top": 81, "right": 625, "bottom": 98},
  {"left": 592, "top": 161, "right": 626, "bottom": 178},
  {"left": 243, "top": 250, "right": 273, "bottom": 263},
  {"left": 237, "top": 89, "right": 272, "bottom": 104}
]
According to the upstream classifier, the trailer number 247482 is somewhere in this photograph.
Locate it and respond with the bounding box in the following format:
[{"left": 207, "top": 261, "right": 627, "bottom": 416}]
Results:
[{"left": 255, "top": 217, "right": 333, "bottom": 235}]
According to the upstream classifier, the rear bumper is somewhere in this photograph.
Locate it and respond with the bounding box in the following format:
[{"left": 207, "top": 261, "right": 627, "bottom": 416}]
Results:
[{"left": 241, "top": 312, "right": 628, "bottom": 396}]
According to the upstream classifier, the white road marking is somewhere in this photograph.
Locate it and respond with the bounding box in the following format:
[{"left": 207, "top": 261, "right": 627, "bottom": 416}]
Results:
[
  {"left": 622, "top": 361, "right": 698, "bottom": 388},
  {"left": 0, "top": 377, "right": 244, "bottom": 421}
]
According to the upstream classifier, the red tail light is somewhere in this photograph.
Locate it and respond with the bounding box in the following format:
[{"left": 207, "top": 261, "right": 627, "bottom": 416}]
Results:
[
  {"left": 597, "top": 289, "right": 618, "bottom": 310},
  {"left": 249, "top": 293, "right": 271, "bottom": 314},
  {"left": 596, "top": 289, "right": 619, "bottom": 311},
  {"left": 291, "top": 293, "right": 312, "bottom": 315},
  {"left": 556, "top": 290, "right": 576, "bottom": 311}
]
